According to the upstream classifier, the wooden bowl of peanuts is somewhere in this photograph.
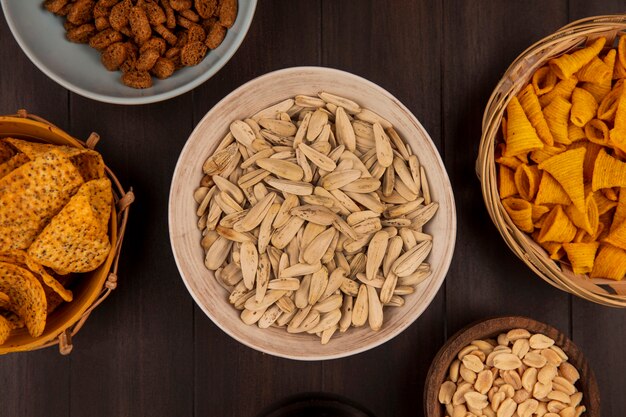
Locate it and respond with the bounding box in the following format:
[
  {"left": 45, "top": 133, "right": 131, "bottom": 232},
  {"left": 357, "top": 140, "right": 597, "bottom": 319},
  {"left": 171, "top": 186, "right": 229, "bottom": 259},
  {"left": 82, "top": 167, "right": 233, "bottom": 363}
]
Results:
[
  {"left": 169, "top": 66, "right": 456, "bottom": 360},
  {"left": 1, "top": 0, "right": 257, "bottom": 104},
  {"left": 424, "top": 316, "right": 599, "bottom": 417}
]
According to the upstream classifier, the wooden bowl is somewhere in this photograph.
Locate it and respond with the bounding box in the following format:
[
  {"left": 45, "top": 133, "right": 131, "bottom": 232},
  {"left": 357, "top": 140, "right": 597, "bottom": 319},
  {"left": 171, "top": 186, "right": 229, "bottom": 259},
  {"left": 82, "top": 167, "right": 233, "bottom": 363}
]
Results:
[
  {"left": 0, "top": 112, "right": 133, "bottom": 354},
  {"left": 169, "top": 67, "right": 457, "bottom": 360},
  {"left": 424, "top": 316, "right": 600, "bottom": 417}
]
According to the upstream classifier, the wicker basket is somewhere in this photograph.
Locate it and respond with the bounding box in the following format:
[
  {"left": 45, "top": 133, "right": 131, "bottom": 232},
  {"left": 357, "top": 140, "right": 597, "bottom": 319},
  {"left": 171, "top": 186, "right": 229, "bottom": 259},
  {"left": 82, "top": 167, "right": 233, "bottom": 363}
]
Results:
[
  {"left": 477, "top": 15, "right": 626, "bottom": 308},
  {"left": 0, "top": 110, "right": 134, "bottom": 354}
]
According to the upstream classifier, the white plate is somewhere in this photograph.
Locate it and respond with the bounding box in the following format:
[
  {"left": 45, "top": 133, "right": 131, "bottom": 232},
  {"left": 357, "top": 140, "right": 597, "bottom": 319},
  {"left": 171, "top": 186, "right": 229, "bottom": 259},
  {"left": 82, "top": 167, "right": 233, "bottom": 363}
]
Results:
[
  {"left": 1, "top": 0, "right": 257, "bottom": 105},
  {"left": 169, "top": 67, "right": 457, "bottom": 360}
]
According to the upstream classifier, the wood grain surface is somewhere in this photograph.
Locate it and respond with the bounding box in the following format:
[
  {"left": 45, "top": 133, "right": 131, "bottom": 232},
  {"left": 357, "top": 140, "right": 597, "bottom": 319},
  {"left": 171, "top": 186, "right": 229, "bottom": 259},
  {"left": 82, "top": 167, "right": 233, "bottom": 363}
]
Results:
[{"left": 0, "top": 1, "right": 625, "bottom": 417}]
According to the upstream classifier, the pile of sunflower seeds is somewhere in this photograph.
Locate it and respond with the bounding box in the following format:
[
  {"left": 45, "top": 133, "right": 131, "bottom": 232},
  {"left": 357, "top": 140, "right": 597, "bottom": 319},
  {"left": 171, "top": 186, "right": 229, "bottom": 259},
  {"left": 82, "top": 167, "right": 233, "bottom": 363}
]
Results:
[{"left": 194, "top": 92, "right": 438, "bottom": 344}]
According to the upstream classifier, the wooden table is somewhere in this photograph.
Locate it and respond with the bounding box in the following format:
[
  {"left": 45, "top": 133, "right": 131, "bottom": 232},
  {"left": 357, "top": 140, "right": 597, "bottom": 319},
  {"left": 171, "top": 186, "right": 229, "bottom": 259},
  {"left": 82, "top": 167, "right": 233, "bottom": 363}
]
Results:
[{"left": 1, "top": 1, "right": 625, "bottom": 416}]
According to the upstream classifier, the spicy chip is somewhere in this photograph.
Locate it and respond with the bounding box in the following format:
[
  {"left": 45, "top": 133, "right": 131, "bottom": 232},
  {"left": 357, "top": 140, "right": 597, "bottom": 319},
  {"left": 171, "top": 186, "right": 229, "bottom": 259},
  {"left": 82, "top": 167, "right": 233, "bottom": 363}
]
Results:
[
  {"left": 495, "top": 36, "right": 626, "bottom": 280},
  {"left": 28, "top": 178, "right": 113, "bottom": 274},
  {"left": 0, "top": 262, "right": 47, "bottom": 338}
]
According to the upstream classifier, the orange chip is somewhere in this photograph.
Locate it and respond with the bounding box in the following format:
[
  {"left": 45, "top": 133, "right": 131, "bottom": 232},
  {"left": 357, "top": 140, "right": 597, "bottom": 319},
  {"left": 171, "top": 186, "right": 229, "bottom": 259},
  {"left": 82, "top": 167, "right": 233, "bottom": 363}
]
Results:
[
  {"left": 3, "top": 138, "right": 105, "bottom": 182},
  {"left": 543, "top": 96, "right": 572, "bottom": 144},
  {"left": 0, "top": 149, "right": 84, "bottom": 252},
  {"left": 0, "top": 153, "right": 30, "bottom": 180},
  {"left": 577, "top": 55, "right": 613, "bottom": 84},
  {"left": 593, "top": 190, "right": 618, "bottom": 215},
  {"left": 530, "top": 143, "right": 566, "bottom": 164},
  {"left": 611, "top": 187, "right": 626, "bottom": 231},
  {"left": 580, "top": 141, "right": 602, "bottom": 182},
  {"left": 532, "top": 66, "right": 557, "bottom": 96},
  {"left": 0, "top": 141, "right": 15, "bottom": 164},
  {"left": 0, "top": 250, "right": 73, "bottom": 302},
  {"left": 592, "top": 148, "right": 626, "bottom": 191},
  {"left": 597, "top": 82, "right": 623, "bottom": 121},
  {"left": 501, "top": 116, "right": 508, "bottom": 142},
  {"left": 581, "top": 50, "right": 616, "bottom": 102},
  {"left": 537, "top": 205, "right": 577, "bottom": 243},
  {"left": 538, "top": 147, "right": 586, "bottom": 212},
  {"left": 0, "top": 316, "right": 10, "bottom": 344},
  {"left": 495, "top": 143, "right": 522, "bottom": 170},
  {"left": 565, "top": 194, "right": 598, "bottom": 235},
  {"left": 603, "top": 187, "right": 619, "bottom": 201},
  {"left": 535, "top": 172, "right": 572, "bottom": 206},
  {"left": 539, "top": 76, "right": 578, "bottom": 108},
  {"left": 3, "top": 138, "right": 82, "bottom": 159},
  {"left": 604, "top": 216, "right": 626, "bottom": 251},
  {"left": 570, "top": 88, "right": 598, "bottom": 127},
  {"left": 615, "top": 59, "right": 626, "bottom": 79},
  {"left": 549, "top": 37, "right": 606, "bottom": 80},
  {"left": 502, "top": 197, "right": 534, "bottom": 233},
  {"left": 498, "top": 164, "right": 518, "bottom": 198},
  {"left": 619, "top": 35, "right": 626, "bottom": 72},
  {"left": 584, "top": 119, "right": 610, "bottom": 146},
  {"left": 567, "top": 123, "right": 586, "bottom": 143},
  {"left": 563, "top": 242, "right": 599, "bottom": 274},
  {"left": 28, "top": 179, "right": 113, "bottom": 274},
  {"left": 531, "top": 204, "right": 550, "bottom": 224},
  {"left": 503, "top": 97, "right": 544, "bottom": 157},
  {"left": 591, "top": 244, "right": 626, "bottom": 280},
  {"left": 514, "top": 164, "right": 540, "bottom": 201},
  {"left": 0, "top": 261, "right": 47, "bottom": 337},
  {"left": 518, "top": 85, "right": 554, "bottom": 146},
  {"left": 532, "top": 231, "right": 564, "bottom": 260}
]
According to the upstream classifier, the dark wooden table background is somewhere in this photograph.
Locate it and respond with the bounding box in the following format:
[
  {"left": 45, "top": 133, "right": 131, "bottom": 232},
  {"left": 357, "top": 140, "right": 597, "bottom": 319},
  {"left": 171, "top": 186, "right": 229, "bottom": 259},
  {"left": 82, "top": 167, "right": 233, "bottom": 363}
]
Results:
[{"left": 1, "top": 1, "right": 625, "bottom": 416}]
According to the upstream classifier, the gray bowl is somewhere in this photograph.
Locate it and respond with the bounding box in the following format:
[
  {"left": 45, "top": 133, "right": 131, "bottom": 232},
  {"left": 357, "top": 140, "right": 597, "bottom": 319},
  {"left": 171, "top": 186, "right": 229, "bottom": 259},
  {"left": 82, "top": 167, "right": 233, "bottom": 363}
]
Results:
[{"left": 1, "top": 0, "right": 257, "bottom": 105}]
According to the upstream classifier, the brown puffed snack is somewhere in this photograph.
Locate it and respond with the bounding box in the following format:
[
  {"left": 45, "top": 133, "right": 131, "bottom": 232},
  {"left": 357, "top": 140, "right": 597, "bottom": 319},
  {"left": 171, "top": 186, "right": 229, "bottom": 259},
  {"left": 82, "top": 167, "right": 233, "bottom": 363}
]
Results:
[
  {"left": 109, "top": 0, "right": 132, "bottom": 31},
  {"left": 89, "top": 28, "right": 124, "bottom": 51},
  {"left": 187, "top": 25, "right": 206, "bottom": 43},
  {"left": 136, "top": 48, "right": 160, "bottom": 71},
  {"left": 67, "top": 0, "right": 95, "bottom": 25},
  {"left": 121, "top": 70, "right": 152, "bottom": 88},
  {"left": 56, "top": 3, "right": 72, "bottom": 16},
  {"left": 44, "top": 0, "right": 238, "bottom": 88},
  {"left": 119, "top": 41, "right": 139, "bottom": 73},
  {"left": 44, "top": 0, "right": 69, "bottom": 14},
  {"left": 161, "top": 0, "right": 177, "bottom": 28},
  {"left": 96, "top": 0, "right": 119, "bottom": 7},
  {"left": 152, "top": 24, "right": 177, "bottom": 45},
  {"left": 181, "top": 41, "right": 207, "bottom": 66},
  {"left": 92, "top": 3, "right": 108, "bottom": 18},
  {"left": 175, "top": 31, "right": 189, "bottom": 48},
  {"left": 218, "top": 0, "right": 236, "bottom": 28},
  {"left": 101, "top": 42, "right": 127, "bottom": 71},
  {"left": 94, "top": 16, "right": 111, "bottom": 31},
  {"left": 143, "top": 1, "right": 166, "bottom": 26},
  {"left": 169, "top": 0, "right": 192, "bottom": 11},
  {"left": 151, "top": 57, "right": 176, "bottom": 79},
  {"left": 179, "top": 9, "right": 200, "bottom": 22},
  {"left": 177, "top": 15, "right": 194, "bottom": 29},
  {"left": 205, "top": 22, "right": 226, "bottom": 49},
  {"left": 66, "top": 24, "right": 96, "bottom": 44},
  {"left": 63, "top": 21, "right": 76, "bottom": 31},
  {"left": 194, "top": 0, "right": 217, "bottom": 19},
  {"left": 164, "top": 47, "right": 181, "bottom": 59},
  {"left": 129, "top": 6, "right": 151, "bottom": 45},
  {"left": 140, "top": 37, "right": 167, "bottom": 55}
]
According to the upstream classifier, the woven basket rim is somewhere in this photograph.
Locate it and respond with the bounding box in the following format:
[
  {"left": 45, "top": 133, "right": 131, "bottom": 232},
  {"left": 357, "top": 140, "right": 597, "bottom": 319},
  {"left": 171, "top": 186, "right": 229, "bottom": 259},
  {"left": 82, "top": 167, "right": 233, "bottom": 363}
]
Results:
[
  {"left": 0, "top": 111, "right": 134, "bottom": 353},
  {"left": 477, "top": 15, "right": 626, "bottom": 308}
]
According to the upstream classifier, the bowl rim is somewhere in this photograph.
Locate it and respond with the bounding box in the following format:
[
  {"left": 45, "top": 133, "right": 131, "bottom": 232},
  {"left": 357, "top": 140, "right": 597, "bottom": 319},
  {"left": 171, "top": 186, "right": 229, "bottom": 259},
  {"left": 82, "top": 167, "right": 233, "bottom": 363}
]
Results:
[
  {"left": 423, "top": 315, "right": 600, "bottom": 417},
  {"left": 0, "top": 0, "right": 257, "bottom": 105},
  {"left": 168, "top": 66, "right": 457, "bottom": 360}
]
